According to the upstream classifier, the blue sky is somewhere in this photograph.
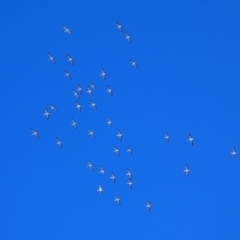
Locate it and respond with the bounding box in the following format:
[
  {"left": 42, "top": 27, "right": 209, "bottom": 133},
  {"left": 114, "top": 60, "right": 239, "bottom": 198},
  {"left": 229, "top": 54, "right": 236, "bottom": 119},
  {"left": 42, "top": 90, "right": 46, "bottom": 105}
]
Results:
[{"left": 0, "top": 0, "right": 240, "bottom": 239}]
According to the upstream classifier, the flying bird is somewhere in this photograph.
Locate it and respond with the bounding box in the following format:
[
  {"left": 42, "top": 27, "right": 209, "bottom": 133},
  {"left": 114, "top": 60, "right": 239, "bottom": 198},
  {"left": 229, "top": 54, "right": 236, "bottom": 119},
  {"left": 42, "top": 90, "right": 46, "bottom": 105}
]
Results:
[
  {"left": 77, "top": 84, "right": 82, "bottom": 94},
  {"left": 116, "top": 130, "right": 122, "bottom": 141},
  {"left": 106, "top": 85, "right": 113, "bottom": 96},
  {"left": 56, "top": 137, "right": 62, "bottom": 148},
  {"left": 100, "top": 68, "right": 106, "bottom": 79},
  {"left": 231, "top": 148, "right": 237, "bottom": 159},
  {"left": 87, "top": 87, "right": 92, "bottom": 96},
  {"left": 127, "top": 179, "right": 133, "bottom": 189},
  {"left": 71, "top": 119, "right": 77, "bottom": 129},
  {"left": 47, "top": 104, "right": 58, "bottom": 112},
  {"left": 47, "top": 53, "right": 55, "bottom": 64},
  {"left": 87, "top": 161, "right": 93, "bottom": 170},
  {"left": 89, "top": 83, "right": 96, "bottom": 90},
  {"left": 99, "top": 166, "right": 105, "bottom": 175},
  {"left": 72, "top": 89, "right": 78, "bottom": 99},
  {"left": 90, "top": 100, "right": 97, "bottom": 110},
  {"left": 30, "top": 128, "right": 39, "bottom": 138},
  {"left": 44, "top": 108, "right": 50, "bottom": 120},
  {"left": 97, "top": 185, "right": 103, "bottom": 194},
  {"left": 188, "top": 134, "right": 194, "bottom": 146},
  {"left": 110, "top": 172, "right": 116, "bottom": 183},
  {"left": 164, "top": 132, "right": 170, "bottom": 142},
  {"left": 67, "top": 54, "right": 74, "bottom": 65},
  {"left": 129, "top": 60, "right": 138, "bottom": 69},
  {"left": 126, "top": 146, "right": 132, "bottom": 155},
  {"left": 107, "top": 118, "right": 112, "bottom": 127},
  {"left": 146, "top": 201, "right": 151, "bottom": 211},
  {"left": 126, "top": 168, "right": 132, "bottom": 180},
  {"left": 116, "top": 22, "right": 123, "bottom": 32},
  {"left": 62, "top": 25, "right": 72, "bottom": 35},
  {"left": 113, "top": 146, "right": 120, "bottom": 156},
  {"left": 125, "top": 32, "right": 131, "bottom": 42},
  {"left": 114, "top": 195, "right": 121, "bottom": 205},
  {"left": 76, "top": 101, "right": 81, "bottom": 112},
  {"left": 64, "top": 70, "right": 71, "bottom": 79},
  {"left": 184, "top": 165, "right": 190, "bottom": 177},
  {"left": 88, "top": 129, "right": 95, "bottom": 138}
]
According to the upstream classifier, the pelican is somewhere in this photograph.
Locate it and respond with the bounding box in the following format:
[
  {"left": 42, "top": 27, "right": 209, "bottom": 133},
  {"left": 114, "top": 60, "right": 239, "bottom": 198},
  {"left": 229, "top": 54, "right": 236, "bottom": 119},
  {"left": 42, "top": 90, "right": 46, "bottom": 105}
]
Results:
[
  {"left": 44, "top": 108, "right": 50, "bottom": 120},
  {"left": 114, "top": 195, "right": 121, "bottom": 205},
  {"left": 100, "top": 68, "right": 106, "bottom": 79},
  {"left": 62, "top": 25, "right": 72, "bottom": 35},
  {"left": 110, "top": 172, "right": 116, "bottom": 183},
  {"left": 77, "top": 84, "right": 82, "bottom": 94},
  {"left": 231, "top": 148, "right": 237, "bottom": 159},
  {"left": 67, "top": 54, "right": 74, "bottom": 65},
  {"left": 88, "top": 129, "right": 95, "bottom": 138},
  {"left": 164, "top": 132, "right": 169, "bottom": 142},
  {"left": 116, "top": 21, "right": 123, "bottom": 32},
  {"left": 97, "top": 185, "right": 103, "bottom": 194},
  {"left": 47, "top": 53, "right": 55, "bottom": 63},
  {"left": 71, "top": 119, "right": 77, "bottom": 129},
  {"left": 30, "top": 128, "right": 39, "bottom": 138},
  {"left": 107, "top": 118, "right": 112, "bottom": 127},
  {"left": 127, "top": 179, "right": 133, "bottom": 189},
  {"left": 184, "top": 165, "right": 190, "bottom": 177},
  {"left": 146, "top": 201, "right": 151, "bottom": 211},
  {"left": 113, "top": 146, "right": 120, "bottom": 156},
  {"left": 126, "top": 146, "right": 132, "bottom": 155},
  {"left": 129, "top": 60, "right": 138, "bottom": 69},
  {"left": 47, "top": 104, "right": 58, "bottom": 112},
  {"left": 99, "top": 166, "right": 105, "bottom": 175},
  {"left": 125, "top": 32, "right": 131, "bottom": 42},
  {"left": 188, "top": 134, "right": 194, "bottom": 146},
  {"left": 72, "top": 89, "right": 78, "bottom": 99},
  {"left": 87, "top": 87, "right": 92, "bottom": 96},
  {"left": 56, "top": 137, "right": 62, "bottom": 148},
  {"left": 87, "top": 161, "right": 93, "bottom": 170},
  {"left": 89, "top": 83, "right": 96, "bottom": 90},
  {"left": 116, "top": 129, "right": 122, "bottom": 141},
  {"left": 106, "top": 85, "right": 113, "bottom": 96},
  {"left": 90, "top": 100, "right": 97, "bottom": 110},
  {"left": 64, "top": 70, "right": 71, "bottom": 79},
  {"left": 126, "top": 168, "right": 132, "bottom": 180}
]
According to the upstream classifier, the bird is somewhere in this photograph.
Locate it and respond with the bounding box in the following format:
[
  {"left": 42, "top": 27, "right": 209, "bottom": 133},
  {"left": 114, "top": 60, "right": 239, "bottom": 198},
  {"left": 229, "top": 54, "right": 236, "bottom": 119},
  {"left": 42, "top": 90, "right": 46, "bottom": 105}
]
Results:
[
  {"left": 231, "top": 148, "right": 237, "bottom": 159},
  {"left": 30, "top": 128, "right": 39, "bottom": 138},
  {"left": 62, "top": 25, "right": 72, "bottom": 35},
  {"left": 47, "top": 104, "right": 58, "bottom": 112},
  {"left": 110, "top": 172, "right": 116, "bottom": 183},
  {"left": 88, "top": 129, "right": 95, "bottom": 138},
  {"left": 125, "top": 32, "right": 131, "bottom": 42},
  {"left": 56, "top": 137, "right": 62, "bottom": 148},
  {"left": 113, "top": 146, "right": 120, "bottom": 156},
  {"left": 87, "top": 161, "right": 93, "bottom": 170},
  {"left": 47, "top": 53, "right": 55, "bottom": 64},
  {"left": 90, "top": 100, "right": 97, "bottom": 110},
  {"left": 99, "top": 166, "right": 105, "bottom": 175},
  {"left": 71, "top": 119, "right": 77, "bottom": 129},
  {"left": 64, "top": 70, "right": 71, "bottom": 79},
  {"left": 72, "top": 89, "right": 78, "bottom": 99},
  {"left": 146, "top": 201, "right": 151, "bottom": 211},
  {"left": 126, "top": 146, "right": 132, "bottom": 155},
  {"left": 44, "top": 108, "right": 50, "bottom": 120},
  {"left": 77, "top": 84, "right": 82, "bottom": 94},
  {"left": 116, "top": 21, "right": 123, "bottom": 32},
  {"left": 107, "top": 118, "right": 112, "bottom": 127},
  {"left": 97, "top": 185, "right": 103, "bottom": 194},
  {"left": 76, "top": 101, "right": 81, "bottom": 112},
  {"left": 188, "top": 134, "right": 194, "bottom": 146},
  {"left": 106, "top": 85, "right": 113, "bottom": 96},
  {"left": 126, "top": 168, "right": 132, "bottom": 180},
  {"left": 100, "top": 68, "right": 106, "bottom": 79},
  {"left": 129, "top": 60, "right": 138, "bottom": 69},
  {"left": 114, "top": 195, "right": 121, "bottom": 205},
  {"left": 127, "top": 179, "right": 133, "bottom": 189},
  {"left": 87, "top": 87, "right": 92, "bottom": 96},
  {"left": 164, "top": 132, "right": 169, "bottom": 142},
  {"left": 183, "top": 165, "right": 190, "bottom": 177},
  {"left": 116, "top": 129, "right": 122, "bottom": 141},
  {"left": 67, "top": 54, "right": 74, "bottom": 65},
  {"left": 89, "top": 83, "right": 96, "bottom": 90}
]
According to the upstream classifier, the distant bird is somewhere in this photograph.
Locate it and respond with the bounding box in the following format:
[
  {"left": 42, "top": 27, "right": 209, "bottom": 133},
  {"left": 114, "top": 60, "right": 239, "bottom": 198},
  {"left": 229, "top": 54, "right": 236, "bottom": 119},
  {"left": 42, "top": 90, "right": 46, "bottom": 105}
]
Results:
[
  {"left": 90, "top": 100, "right": 97, "bottom": 110},
  {"left": 183, "top": 165, "right": 190, "bottom": 177},
  {"left": 99, "top": 166, "right": 105, "bottom": 175},
  {"left": 100, "top": 68, "right": 106, "bottom": 79},
  {"left": 72, "top": 89, "right": 79, "bottom": 99},
  {"left": 126, "top": 168, "right": 132, "bottom": 180},
  {"left": 125, "top": 32, "right": 131, "bottom": 42},
  {"left": 88, "top": 129, "right": 95, "bottom": 138},
  {"left": 64, "top": 70, "right": 71, "bottom": 79},
  {"left": 106, "top": 85, "right": 113, "bottom": 96},
  {"left": 76, "top": 101, "right": 81, "bottom": 112},
  {"left": 89, "top": 83, "right": 96, "bottom": 90},
  {"left": 30, "top": 128, "right": 39, "bottom": 138},
  {"left": 77, "top": 84, "right": 82, "bottom": 94},
  {"left": 126, "top": 146, "right": 132, "bottom": 155},
  {"left": 87, "top": 161, "right": 93, "bottom": 170},
  {"left": 231, "top": 148, "right": 237, "bottom": 159},
  {"left": 116, "top": 21, "right": 123, "bottom": 32},
  {"left": 164, "top": 132, "right": 169, "bottom": 142},
  {"left": 87, "top": 87, "right": 92, "bottom": 96},
  {"left": 114, "top": 195, "right": 121, "bottom": 205},
  {"left": 47, "top": 104, "right": 58, "bottom": 112},
  {"left": 107, "top": 118, "right": 112, "bottom": 127},
  {"left": 71, "top": 119, "right": 77, "bottom": 129},
  {"left": 67, "top": 54, "right": 74, "bottom": 65},
  {"left": 113, "top": 146, "right": 120, "bottom": 156},
  {"left": 116, "top": 129, "right": 122, "bottom": 141},
  {"left": 62, "top": 25, "right": 72, "bottom": 35},
  {"left": 146, "top": 201, "right": 151, "bottom": 211},
  {"left": 47, "top": 53, "right": 55, "bottom": 64},
  {"left": 110, "top": 172, "right": 116, "bottom": 183},
  {"left": 56, "top": 137, "right": 62, "bottom": 148},
  {"left": 44, "top": 108, "right": 50, "bottom": 120},
  {"left": 129, "top": 60, "right": 138, "bottom": 69},
  {"left": 127, "top": 179, "right": 133, "bottom": 189},
  {"left": 188, "top": 134, "right": 194, "bottom": 146},
  {"left": 97, "top": 185, "right": 103, "bottom": 194}
]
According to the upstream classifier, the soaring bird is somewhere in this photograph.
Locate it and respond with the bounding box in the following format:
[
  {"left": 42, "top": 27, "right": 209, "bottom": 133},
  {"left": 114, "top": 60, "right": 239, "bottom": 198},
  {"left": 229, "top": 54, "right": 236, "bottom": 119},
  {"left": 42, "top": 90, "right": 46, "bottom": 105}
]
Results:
[
  {"left": 99, "top": 166, "right": 105, "bottom": 175},
  {"left": 100, "top": 68, "right": 106, "bottom": 79},
  {"left": 106, "top": 85, "right": 113, "bottom": 96},
  {"left": 184, "top": 165, "right": 190, "bottom": 177},
  {"left": 87, "top": 87, "right": 92, "bottom": 97},
  {"left": 64, "top": 70, "right": 71, "bottom": 79},
  {"left": 126, "top": 168, "right": 132, "bottom": 180},
  {"left": 44, "top": 108, "right": 50, "bottom": 120},
  {"left": 114, "top": 195, "right": 121, "bottom": 205},
  {"left": 47, "top": 53, "right": 55, "bottom": 64},
  {"left": 188, "top": 134, "right": 194, "bottom": 146},
  {"left": 77, "top": 84, "right": 82, "bottom": 94},
  {"left": 90, "top": 100, "right": 97, "bottom": 110},
  {"left": 67, "top": 54, "right": 74, "bottom": 65},
  {"left": 76, "top": 101, "right": 81, "bottom": 112},
  {"left": 126, "top": 146, "right": 132, "bottom": 155},
  {"left": 231, "top": 148, "right": 237, "bottom": 159},
  {"left": 56, "top": 137, "right": 62, "bottom": 148},
  {"left": 30, "top": 128, "right": 39, "bottom": 138},
  {"left": 110, "top": 172, "right": 116, "bottom": 183},
  {"left": 146, "top": 201, "right": 151, "bottom": 211},
  {"left": 125, "top": 32, "right": 131, "bottom": 42},
  {"left": 164, "top": 132, "right": 170, "bottom": 142},
  {"left": 113, "top": 146, "right": 120, "bottom": 156},
  {"left": 116, "top": 129, "right": 122, "bottom": 141},
  {"left": 62, "top": 25, "right": 72, "bottom": 35},
  {"left": 47, "top": 104, "right": 58, "bottom": 112},
  {"left": 129, "top": 60, "right": 138, "bottom": 69},
  {"left": 71, "top": 119, "right": 77, "bottom": 129},
  {"left": 72, "top": 89, "right": 78, "bottom": 99},
  {"left": 107, "top": 118, "right": 112, "bottom": 127},
  {"left": 127, "top": 179, "right": 133, "bottom": 189},
  {"left": 87, "top": 161, "right": 93, "bottom": 170},
  {"left": 89, "top": 83, "right": 96, "bottom": 90},
  {"left": 116, "top": 22, "right": 123, "bottom": 32},
  {"left": 88, "top": 129, "right": 95, "bottom": 138},
  {"left": 97, "top": 185, "right": 103, "bottom": 194}
]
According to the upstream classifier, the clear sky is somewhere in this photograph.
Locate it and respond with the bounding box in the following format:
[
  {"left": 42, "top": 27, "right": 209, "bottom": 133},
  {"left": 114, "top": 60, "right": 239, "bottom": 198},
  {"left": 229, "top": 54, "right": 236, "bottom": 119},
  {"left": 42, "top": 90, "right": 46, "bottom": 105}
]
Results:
[{"left": 0, "top": 0, "right": 240, "bottom": 239}]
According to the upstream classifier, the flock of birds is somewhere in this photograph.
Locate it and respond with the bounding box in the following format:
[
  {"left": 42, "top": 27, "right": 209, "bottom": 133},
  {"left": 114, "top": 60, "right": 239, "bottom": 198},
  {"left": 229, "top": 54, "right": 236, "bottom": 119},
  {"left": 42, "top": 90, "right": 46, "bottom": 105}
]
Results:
[{"left": 30, "top": 22, "right": 237, "bottom": 211}]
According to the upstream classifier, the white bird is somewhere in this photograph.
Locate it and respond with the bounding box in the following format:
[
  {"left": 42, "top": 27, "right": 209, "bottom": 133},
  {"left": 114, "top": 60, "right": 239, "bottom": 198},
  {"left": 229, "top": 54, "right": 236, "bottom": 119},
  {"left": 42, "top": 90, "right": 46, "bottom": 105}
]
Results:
[
  {"left": 62, "top": 25, "right": 72, "bottom": 35},
  {"left": 89, "top": 83, "right": 96, "bottom": 90},
  {"left": 90, "top": 100, "right": 97, "bottom": 110},
  {"left": 99, "top": 166, "right": 105, "bottom": 175},
  {"left": 30, "top": 128, "right": 39, "bottom": 138},
  {"left": 110, "top": 172, "right": 116, "bottom": 183},
  {"left": 126, "top": 146, "right": 132, "bottom": 155},
  {"left": 114, "top": 195, "right": 121, "bottom": 205},
  {"left": 146, "top": 201, "right": 151, "bottom": 211},
  {"left": 183, "top": 165, "right": 190, "bottom": 177},
  {"left": 126, "top": 168, "right": 132, "bottom": 180},
  {"left": 129, "top": 60, "right": 138, "bottom": 69},
  {"left": 44, "top": 108, "right": 50, "bottom": 120},
  {"left": 113, "top": 146, "right": 120, "bottom": 156},
  {"left": 97, "top": 185, "right": 103, "bottom": 194},
  {"left": 76, "top": 101, "right": 81, "bottom": 112},
  {"left": 125, "top": 32, "right": 131, "bottom": 42},
  {"left": 164, "top": 132, "right": 170, "bottom": 142},
  {"left": 72, "top": 89, "right": 78, "bottom": 99},
  {"left": 188, "top": 134, "right": 194, "bottom": 146},
  {"left": 71, "top": 119, "right": 77, "bottom": 129},
  {"left": 87, "top": 161, "right": 93, "bottom": 170},
  {"left": 47, "top": 53, "right": 55, "bottom": 63},
  {"left": 231, "top": 148, "right": 237, "bottom": 159},
  {"left": 56, "top": 137, "right": 62, "bottom": 148},
  {"left": 88, "top": 129, "right": 95, "bottom": 138},
  {"left": 107, "top": 118, "right": 112, "bottom": 127},
  {"left": 67, "top": 54, "right": 74, "bottom": 65},
  {"left": 47, "top": 104, "right": 58, "bottom": 112},
  {"left": 77, "top": 84, "right": 82, "bottom": 94},
  {"left": 116, "top": 21, "right": 123, "bottom": 32},
  {"left": 106, "top": 85, "right": 113, "bottom": 96},
  {"left": 64, "top": 70, "right": 71, "bottom": 79},
  {"left": 87, "top": 87, "right": 92, "bottom": 96},
  {"left": 116, "top": 129, "right": 122, "bottom": 141},
  {"left": 100, "top": 68, "right": 106, "bottom": 79},
  {"left": 127, "top": 179, "right": 133, "bottom": 189}
]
